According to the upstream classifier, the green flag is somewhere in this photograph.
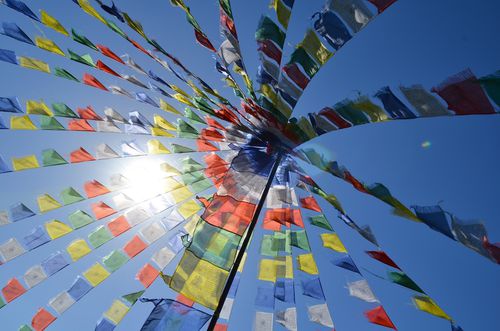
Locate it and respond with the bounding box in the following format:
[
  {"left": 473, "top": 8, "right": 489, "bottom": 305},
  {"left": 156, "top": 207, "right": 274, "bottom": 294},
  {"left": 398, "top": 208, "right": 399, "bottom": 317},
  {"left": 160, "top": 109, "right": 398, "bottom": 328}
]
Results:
[
  {"left": 104, "top": 250, "right": 130, "bottom": 273},
  {"left": 68, "top": 49, "right": 95, "bottom": 67},
  {"left": 289, "top": 47, "right": 320, "bottom": 78},
  {"left": 122, "top": 290, "right": 145, "bottom": 305},
  {"left": 54, "top": 67, "right": 79, "bottom": 82},
  {"left": 39, "top": 116, "right": 65, "bottom": 130},
  {"left": 61, "top": 187, "right": 85, "bottom": 205},
  {"left": 388, "top": 271, "right": 425, "bottom": 294},
  {"left": 52, "top": 103, "right": 78, "bottom": 118},
  {"left": 71, "top": 29, "right": 98, "bottom": 51},
  {"left": 309, "top": 214, "right": 333, "bottom": 231},
  {"left": 291, "top": 230, "right": 311, "bottom": 251},
  {"left": 88, "top": 226, "right": 113, "bottom": 248},
  {"left": 256, "top": 16, "right": 285, "bottom": 48},
  {"left": 68, "top": 210, "right": 94, "bottom": 228},
  {"left": 177, "top": 119, "right": 199, "bottom": 139},
  {"left": 184, "top": 108, "right": 206, "bottom": 124},
  {"left": 41, "top": 149, "right": 67, "bottom": 166},
  {"left": 171, "top": 143, "right": 195, "bottom": 153}
]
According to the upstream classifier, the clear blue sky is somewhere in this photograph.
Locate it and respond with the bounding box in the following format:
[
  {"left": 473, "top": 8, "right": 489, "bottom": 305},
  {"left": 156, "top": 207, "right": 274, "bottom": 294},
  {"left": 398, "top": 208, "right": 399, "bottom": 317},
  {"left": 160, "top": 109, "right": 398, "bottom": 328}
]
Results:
[{"left": 0, "top": 0, "right": 499, "bottom": 330}]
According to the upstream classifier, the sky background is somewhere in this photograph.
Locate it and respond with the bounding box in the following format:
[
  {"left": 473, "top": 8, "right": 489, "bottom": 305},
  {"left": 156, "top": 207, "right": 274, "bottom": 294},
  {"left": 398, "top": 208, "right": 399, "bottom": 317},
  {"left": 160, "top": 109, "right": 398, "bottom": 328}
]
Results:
[{"left": 0, "top": 0, "right": 499, "bottom": 330}]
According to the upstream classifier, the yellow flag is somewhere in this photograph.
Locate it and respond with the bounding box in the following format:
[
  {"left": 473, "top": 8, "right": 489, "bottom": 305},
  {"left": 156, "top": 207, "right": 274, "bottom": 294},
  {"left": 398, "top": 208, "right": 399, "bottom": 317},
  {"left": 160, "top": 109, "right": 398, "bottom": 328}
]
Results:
[
  {"left": 177, "top": 199, "right": 201, "bottom": 219},
  {"left": 83, "top": 262, "right": 111, "bottom": 286},
  {"left": 183, "top": 214, "right": 200, "bottom": 236},
  {"left": 46, "top": 220, "right": 73, "bottom": 239},
  {"left": 159, "top": 99, "right": 181, "bottom": 115},
  {"left": 26, "top": 100, "right": 53, "bottom": 116},
  {"left": 237, "top": 252, "right": 248, "bottom": 273},
  {"left": 160, "top": 177, "right": 183, "bottom": 192},
  {"left": 258, "top": 259, "right": 278, "bottom": 282},
  {"left": 260, "top": 84, "right": 278, "bottom": 104},
  {"left": 160, "top": 163, "right": 181, "bottom": 177},
  {"left": 35, "top": 36, "right": 65, "bottom": 56},
  {"left": 147, "top": 139, "right": 170, "bottom": 154},
  {"left": 12, "top": 155, "right": 39, "bottom": 171},
  {"left": 19, "top": 57, "right": 50, "bottom": 73},
  {"left": 171, "top": 187, "right": 194, "bottom": 204},
  {"left": 413, "top": 295, "right": 451, "bottom": 320},
  {"left": 77, "top": 0, "right": 107, "bottom": 25},
  {"left": 170, "top": 251, "right": 228, "bottom": 310},
  {"left": 171, "top": 84, "right": 190, "bottom": 98},
  {"left": 297, "top": 253, "right": 319, "bottom": 275},
  {"left": 40, "top": 10, "right": 69, "bottom": 36},
  {"left": 154, "top": 114, "right": 176, "bottom": 131},
  {"left": 151, "top": 127, "right": 175, "bottom": 137},
  {"left": 37, "top": 194, "right": 62, "bottom": 213},
  {"left": 172, "top": 93, "right": 195, "bottom": 107},
  {"left": 104, "top": 300, "right": 129, "bottom": 324},
  {"left": 67, "top": 239, "right": 92, "bottom": 261},
  {"left": 300, "top": 29, "right": 333, "bottom": 65},
  {"left": 321, "top": 233, "right": 347, "bottom": 253},
  {"left": 11, "top": 115, "right": 37, "bottom": 130}
]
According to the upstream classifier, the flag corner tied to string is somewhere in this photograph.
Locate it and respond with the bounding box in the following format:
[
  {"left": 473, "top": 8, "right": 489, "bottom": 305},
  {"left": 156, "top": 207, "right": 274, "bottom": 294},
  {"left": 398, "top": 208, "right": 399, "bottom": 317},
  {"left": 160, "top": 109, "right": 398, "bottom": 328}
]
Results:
[{"left": 0, "top": 0, "right": 497, "bottom": 330}]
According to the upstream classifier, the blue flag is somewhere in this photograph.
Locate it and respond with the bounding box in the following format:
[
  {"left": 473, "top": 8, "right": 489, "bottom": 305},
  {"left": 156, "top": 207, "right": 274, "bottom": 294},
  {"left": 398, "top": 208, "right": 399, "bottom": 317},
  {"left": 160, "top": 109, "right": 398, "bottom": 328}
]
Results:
[
  {"left": 314, "top": 10, "right": 352, "bottom": 50},
  {"left": 255, "top": 284, "right": 275, "bottom": 309},
  {"left": 67, "top": 276, "right": 93, "bottom": 301},
  {"left": 301, "top": 277, "right": 325, "bottom": 300},
  {"left": 22, "top": 225, "right": 50, "bottom": 250},
  {"left": 0, "top": 48, "right": 18, "bottom": 65},
  {"left": 0, "top": 96, "right": 22, "bottom": 112},
  {"left": 140, "top": 299, "right": 210, "bottom": 331},
  {"left": 1, "top": 22, "right": 34, "bottom": 45},
  {"left": 9, "top": 202, "right": 35, "bottom": 221},
  {"left": 274, "top": 279, "right": 295, "bottom": 303},
  {"left": 332, "top": 255, "right": 361, "bottom": 274},
  {"left": 4, "top": 0, "right": 39, "bottom": 21},
  {"left": 374, "top": 86, "right": 416, "bottom": 119},
  {"left": 42, "top": 251, "right": 69, "bottom": 276},
  {"left": 412, "top": 205, "right": 455, "bottom": 239}
]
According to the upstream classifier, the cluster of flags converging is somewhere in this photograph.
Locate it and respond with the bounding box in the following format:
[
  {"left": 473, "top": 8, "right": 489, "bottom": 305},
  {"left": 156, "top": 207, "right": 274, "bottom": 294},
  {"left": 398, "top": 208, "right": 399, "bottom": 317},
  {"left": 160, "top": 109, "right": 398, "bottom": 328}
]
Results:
[{"left": 0, "top": 0, "right": 497, "bottom": 330}]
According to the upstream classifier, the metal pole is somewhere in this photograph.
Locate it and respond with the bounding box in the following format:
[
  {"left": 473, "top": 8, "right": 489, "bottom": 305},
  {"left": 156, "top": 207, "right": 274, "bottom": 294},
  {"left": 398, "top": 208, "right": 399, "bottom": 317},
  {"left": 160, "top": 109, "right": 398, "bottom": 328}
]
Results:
[{"left": 207, "top": 152, "right": 283, "bottom": 331}]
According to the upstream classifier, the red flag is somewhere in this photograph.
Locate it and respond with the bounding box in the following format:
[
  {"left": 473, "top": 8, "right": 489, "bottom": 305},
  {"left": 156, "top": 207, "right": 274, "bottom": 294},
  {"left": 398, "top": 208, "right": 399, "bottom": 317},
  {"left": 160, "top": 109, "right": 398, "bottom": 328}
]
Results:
[
  {"left": 319, "top": 107, "right": 352, "bottom": 129},
  {"left": 196, "top": 196, "right": 212, "bottom": 208},
  {"left": 108, "top": 216, "right": 131, "bottom": 237},
  {"left": 344, "top": 171, "right": 368, "bottom": 193},
  {"left": 176, "top": 293, "right": 195, "bottom": 307},
  {"left": 91, "top": 201, "right": 116, "bottom": 220},
  {"left": 84, "top": 180, "right": 110, "bottom": 198},
  {"left": 282, "top": 63, "right": 309, "bottom": 90},
  {"left": 366, "top": 250, "right": 401, "bottom": 270},
  {"left": 32, "top": 308, "right": 56, "bottom": 331},
  {"left": 83, "top": 73, "right": 108, "bottom": 91},
  {"left": 70, "top": 147, "right": 95, "bottom": 163},
  {"left": 197, "top": 139, "right": 218, "bottom": 152},
  {"left": 432, "top": 69, "right": 495, "bottom": 115},
  {"left": 128, "top": 38, "right": 152, "bottom": 57},
  {"left": 77, "top": 106, "right": 102, "bottom": 120},
  {"left": 220, "top": 11, "right": 237, "bottom": 39},
  {"left": 364, "top": 305, "right": 397, "bottom": 329},
  {"left": 2, "top": 278, "right": 26, "bottom": 302},
  {"left": 368, "top": 0, "right": 398, "bottom": 13},
  {"left": 124, "top": 235, "right": 148, "bottom": 257},
  {"left": 483, "top": 237, "right": 500, "bottom": 263},
  {"left": 194, "top": 29, "right": 216, "bottom": 52},
  {"left": 136, "top": 263, "right": 159, "bottom": 288},
  {"left": 205, "top": 116, "right": 226, "bottom": 130},
  {"left": 258, "top": 40, "right": 282, "bottom": 64},
  {"left": 300, "top": 196, "right": 322, "bottom": 212},
  {"left": 68, "top": 119, "right": 95, "bottom": 132},
  {"left": 96, "top": 60, "right": 120, "bottom": 77},
  {"left": 96, "top": 44, "right": 125, "bottom": 64},
  {"left": 201, "top": 128, "right": 224, "bottom": 141}
]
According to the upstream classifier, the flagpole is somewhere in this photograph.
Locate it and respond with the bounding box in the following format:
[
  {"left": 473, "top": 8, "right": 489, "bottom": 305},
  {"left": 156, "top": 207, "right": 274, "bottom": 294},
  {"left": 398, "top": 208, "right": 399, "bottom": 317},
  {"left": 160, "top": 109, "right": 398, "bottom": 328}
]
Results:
[{"left": 207, "top": 152, "right": 283, "bottom": 331}]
